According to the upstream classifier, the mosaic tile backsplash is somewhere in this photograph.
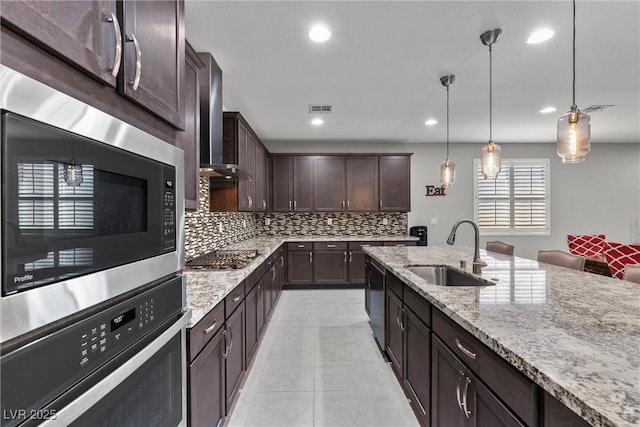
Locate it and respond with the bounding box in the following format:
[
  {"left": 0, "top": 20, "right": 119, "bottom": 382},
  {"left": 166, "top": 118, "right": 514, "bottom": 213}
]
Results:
[
  {"left": 185, "top": 178, "right": 409, "bottom": 259},
  {"left": 185, "top": 178, "right": 258, "bottom": 259},
  {"left": 254, "top": 212, "right": 408, "bottom": 235}
]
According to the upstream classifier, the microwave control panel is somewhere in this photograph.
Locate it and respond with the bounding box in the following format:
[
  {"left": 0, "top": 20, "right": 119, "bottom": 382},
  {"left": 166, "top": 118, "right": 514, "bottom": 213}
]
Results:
[{"left": 162, "top": 166, "right": 176, "bottom": 251}]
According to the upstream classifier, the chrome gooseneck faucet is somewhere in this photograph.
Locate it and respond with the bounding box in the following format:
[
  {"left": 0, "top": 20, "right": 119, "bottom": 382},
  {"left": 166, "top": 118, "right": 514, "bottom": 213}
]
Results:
[{"left": 447, "top": 219, "right": 487, "bottom": 272}]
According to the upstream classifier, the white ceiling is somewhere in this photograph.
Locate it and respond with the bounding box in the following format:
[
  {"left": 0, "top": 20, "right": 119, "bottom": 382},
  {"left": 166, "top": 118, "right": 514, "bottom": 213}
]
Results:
[{"left": 185, "top": 1, "right": 640, "bottom": 144}]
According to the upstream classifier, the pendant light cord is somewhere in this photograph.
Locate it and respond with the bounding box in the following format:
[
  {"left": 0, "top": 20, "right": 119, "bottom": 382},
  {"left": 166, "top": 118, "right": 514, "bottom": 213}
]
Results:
[
  {"left": 489, "top": 44, "right": 493, "bottom": 141},
  {"left": 446, "top": 84, "right": 450, "bottom": 158},
  {"left": 572, "top": 0, "right": 576, "bottom": 106}
]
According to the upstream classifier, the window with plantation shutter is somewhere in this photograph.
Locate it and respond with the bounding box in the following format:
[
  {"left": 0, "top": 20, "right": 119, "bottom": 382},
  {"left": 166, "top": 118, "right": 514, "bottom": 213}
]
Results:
[{"left": 474, "top": 159, "right": 550, "bottom": 236}]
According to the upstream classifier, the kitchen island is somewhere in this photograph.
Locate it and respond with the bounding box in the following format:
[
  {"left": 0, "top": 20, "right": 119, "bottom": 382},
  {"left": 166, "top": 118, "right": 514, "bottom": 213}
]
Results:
[{"left": 363, "top": 245, "right": 639, "bottom": 427}]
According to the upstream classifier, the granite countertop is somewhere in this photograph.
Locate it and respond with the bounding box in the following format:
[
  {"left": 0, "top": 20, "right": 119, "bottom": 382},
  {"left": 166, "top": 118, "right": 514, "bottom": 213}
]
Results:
[
  {"left": 184, "top": 235, "right": 418, "bottom": 327},
  {"left": 363, "top": 245, "right": 640, "bottom": 427}
]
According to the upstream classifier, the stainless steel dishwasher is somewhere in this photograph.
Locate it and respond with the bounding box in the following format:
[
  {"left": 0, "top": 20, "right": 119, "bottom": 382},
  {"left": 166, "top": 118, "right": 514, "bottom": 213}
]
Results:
[{"left": 366, "top": 256, "right": 386, "bottom": 350}]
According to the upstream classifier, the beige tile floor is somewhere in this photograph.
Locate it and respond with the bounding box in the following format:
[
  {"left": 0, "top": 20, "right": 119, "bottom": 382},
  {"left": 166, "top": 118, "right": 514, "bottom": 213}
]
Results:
[{"left": 226, "top": 289, "right": 420, "bottom": 427}]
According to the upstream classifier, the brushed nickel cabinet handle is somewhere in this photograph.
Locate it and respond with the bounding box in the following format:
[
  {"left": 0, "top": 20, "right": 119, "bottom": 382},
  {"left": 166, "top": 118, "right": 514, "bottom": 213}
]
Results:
[
  {"left": 456, "top": 371, "right": 464, "bottom": 411},
  {"left": 222, "top": 329, "right": 229, "bottom": 358},
  {"left": 280, "top": 256, "right": 284, "bottom": 267},
  {"left": 298, "top": 244, "right": 305, "bottom": 248},
  {"left": 248, "top": 195, "right": 253, "bottom": 208},
  {"left": 294, "top": 200, "right": 297, "bottom": 210},
  {"left": 344, "top": 251, "right": 347, "bottom": 263},
  {"left": 400, "top": 308, "right": 406, "bottom": 332},
  {"left": 309, "top": 251, "right": 313, "bottom": 263},
  {"left": 263, "top": 199, "right": 266, "bottom": 209},
  {"left": 289, "top": 200, "right": 292, "bottom": 211},
  {"left": 233, "top": 296, "right": 241, "bottom": 302},
  {"left": 227, "top": 326, "right": 233, "bottom": 355},
  {"left": 107, "top": 13, "right": 122, "bottom": 77},
  {"left": 204, "top": 320, "right": 217, "bottom": 335},
  {"left": 396, "top": 306, "right": 401, "bottom": 329},
  {"left": 327, "top": 244, "right": 336, "bottom": 248},
  {"left": 272, "top": 267, "right": 276, "bottom": 280},
  {"left": 455, "top": 338, "right": 477, "bottom": 360},
  {"left": 349, "top": 251, "right": 352, "bottom": 263},
  {"left": 462, "top": 375, "right": 472, "bottom": 418},
  {"left": 347, "top": 200, "right": 350, "bottom": 210},
  {"left": 342, "top": 201, "right": 345, "bottom": 210},
  {"left": 379, "top": 200, "right": 383, "bottom": 210},
  {"left": 126, "top": 33, "right": 141, "bottom": 90}
]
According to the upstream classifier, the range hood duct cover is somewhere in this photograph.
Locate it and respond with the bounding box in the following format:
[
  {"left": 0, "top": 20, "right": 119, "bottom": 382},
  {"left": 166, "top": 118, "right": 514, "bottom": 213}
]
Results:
[{"left": 197, "top": 52, "right": 251, "bottom": 180}]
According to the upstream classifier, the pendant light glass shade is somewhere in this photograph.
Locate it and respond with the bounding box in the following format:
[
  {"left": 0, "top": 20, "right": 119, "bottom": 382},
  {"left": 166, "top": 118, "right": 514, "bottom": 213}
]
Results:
[
  {"left": 440, "top": 159, "right": 455, "bottom": 187},
  {"left": 557, "top": 106, "right": 590, "bottom": 163},
  {"left": 480, "top": 141, "right": 501, "bottom": 178},
  {"left": 557, "top": 0, "right": 591, "bottom": 163},
  {"left": 64, "top": 164, "right": 84, "bottom": 187},
  {"left": 439, "top": 74, "right": 456, "bottom": 188},
  {"left": 479, "top": 29, "right": 502, "bottom": 179}
]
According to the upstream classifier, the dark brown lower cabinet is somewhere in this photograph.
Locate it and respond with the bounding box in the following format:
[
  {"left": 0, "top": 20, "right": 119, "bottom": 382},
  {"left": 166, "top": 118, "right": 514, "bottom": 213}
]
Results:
[
  {"left": 313, "top": 250, "right": 348, "bottom": 284},
  {"left": 188, "top": 327, "right": 225, "bottom": 427},
  {"left": 432, "top": 336, "right": 524, "bottom": 427},
  {"left": 287, "top": 249, "right": 313, "bottom": 285},
  {"left": 385, "top": 288, "right": 403, "bottom": 375},
  {"left": 225, "top": 302, "right": 245, "bottom": 411},
  {"left": 265, "top": 264, "right": 276, "bottom": 315},
  {"left": 403, "top": 308, "right": 431, "bottom": 426},
  {"left": 543, "top": 393, "right": 590, "bottom": 427},
  {"left": 245, "top": 279, "right": 264, "bottom": 365}
]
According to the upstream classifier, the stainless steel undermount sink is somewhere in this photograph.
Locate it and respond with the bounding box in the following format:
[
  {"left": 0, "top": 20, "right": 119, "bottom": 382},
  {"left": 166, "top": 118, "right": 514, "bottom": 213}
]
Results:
[{"left": 405, "top": 265, "right": 495, "bottom": 287}]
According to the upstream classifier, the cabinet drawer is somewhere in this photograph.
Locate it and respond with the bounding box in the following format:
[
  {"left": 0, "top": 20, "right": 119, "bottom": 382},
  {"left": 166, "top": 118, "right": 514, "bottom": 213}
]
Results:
[
  {"left": 288, "top": 242, "right": 312, "bottom": 251},
  {"left": 348, "top": 241, "right": 382, "bottom": 250},
  {"left": 383, "top": 241, "right": 417, "bottom": 246},
  {"left": 386, "top": 271, "right": 403, "bottom": 299},
  {"left": 188, "top": 301, "right": 225, "bottom": 362},
  {"left": 433, "top": 309, "right": 538, "bottom": 426},
  {"left": 314, "top": 242, "right": 347, "bottom": 250},
  {"left": 225, "top": 282, "right": 246, "bottom": 317},
  {"left": 245, "top": 263, "right": 265, "bottom": 294},
  {"left": 404, "top": 285, "right": 431, "bottom": 328}
]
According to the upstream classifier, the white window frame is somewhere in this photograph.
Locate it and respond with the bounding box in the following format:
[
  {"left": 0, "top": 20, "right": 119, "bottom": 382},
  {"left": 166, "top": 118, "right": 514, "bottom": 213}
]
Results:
[{"left": 473, "top": 159, "right": 550, "bottom": 236}]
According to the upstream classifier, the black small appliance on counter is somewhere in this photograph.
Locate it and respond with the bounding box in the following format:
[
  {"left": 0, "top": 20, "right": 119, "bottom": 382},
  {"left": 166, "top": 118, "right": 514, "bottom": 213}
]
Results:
[{"left": 410, "top": 226, "right": 428, "bottom": 246}]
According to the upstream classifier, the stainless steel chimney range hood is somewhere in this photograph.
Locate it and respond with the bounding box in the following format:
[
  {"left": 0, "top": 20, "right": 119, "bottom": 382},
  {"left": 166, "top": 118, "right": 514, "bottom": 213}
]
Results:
[{"left": 197, "top": 52, "right": 251, "bottom": 181}]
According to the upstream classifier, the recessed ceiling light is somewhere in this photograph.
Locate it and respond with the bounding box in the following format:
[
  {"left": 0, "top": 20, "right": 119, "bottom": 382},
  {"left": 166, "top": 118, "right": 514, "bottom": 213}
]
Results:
[
  {"left": 425, "top": 119, "right": 438, "bottom": 126},
  {"left": 311, "top": 118, "right": 324, "bottom": 126},
  {"left": 540, "top": 106, "right": 557, "bottom": 114},
  {"left": 308, "top": 25, "right": 331, "bottom": 43},
  {"left": 527, "top": 28, "right": 554, "bottom": 44}
]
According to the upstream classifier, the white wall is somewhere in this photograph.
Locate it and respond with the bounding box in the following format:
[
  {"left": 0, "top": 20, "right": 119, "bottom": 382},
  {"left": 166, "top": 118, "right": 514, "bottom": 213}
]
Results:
[{"left": 265, "top": 140, "right": 640, "bottom": 259}]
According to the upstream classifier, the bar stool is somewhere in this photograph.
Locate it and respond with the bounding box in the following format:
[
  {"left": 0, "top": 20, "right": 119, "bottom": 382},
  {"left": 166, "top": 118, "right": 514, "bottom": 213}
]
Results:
[
  {"left": 624, "top": 265, "right": 640, "bottom": 284},
  {"left": 485, "top": 241, "right": 514, "bottom": 256},
  {"left": 537, "top": 250, "right": 586, "bottom": 271},
  {"left": 603, "top": 241, "right": 640, "bottom": 279}
]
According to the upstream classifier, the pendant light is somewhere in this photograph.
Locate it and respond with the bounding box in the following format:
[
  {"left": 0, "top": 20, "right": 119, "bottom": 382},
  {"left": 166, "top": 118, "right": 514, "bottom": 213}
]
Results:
[
  {"left": 439, "top": 74, "right": 456, "bottom": 188},
  {"left": 479, "top": 29, "right": 502, "bottom": 179},
  {"left": 557, "top": 0, "right": 590, "bottom": 163}
]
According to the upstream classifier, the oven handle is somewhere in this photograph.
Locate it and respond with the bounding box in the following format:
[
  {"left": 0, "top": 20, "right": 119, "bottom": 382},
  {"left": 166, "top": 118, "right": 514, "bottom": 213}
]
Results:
[{"left": 39, "top": 309, "right": 192, "bottom": 426}]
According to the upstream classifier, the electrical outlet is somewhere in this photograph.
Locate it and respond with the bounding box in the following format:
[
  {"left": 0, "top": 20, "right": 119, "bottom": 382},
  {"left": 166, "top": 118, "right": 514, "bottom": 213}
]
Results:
[
  {"left": 217, "top": 222, "right": 223, "bottom": 233},
  {"left": 382, "top": 218, "right": 389, "bottom": 226},
  {"left": 430, "top": 217, "right": 438, "bottom": 225},
  {"left": 264, "top": 217, "right": 271, "bottom": 226},
  {"left": 326, "top": 217, "right": 333, "bottom": 226}
]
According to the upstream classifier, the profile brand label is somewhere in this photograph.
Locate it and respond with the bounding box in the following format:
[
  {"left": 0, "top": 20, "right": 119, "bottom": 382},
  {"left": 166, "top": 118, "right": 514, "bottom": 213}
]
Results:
[{"left": 13, "top": 274, "right": 34, "bottom": 283}]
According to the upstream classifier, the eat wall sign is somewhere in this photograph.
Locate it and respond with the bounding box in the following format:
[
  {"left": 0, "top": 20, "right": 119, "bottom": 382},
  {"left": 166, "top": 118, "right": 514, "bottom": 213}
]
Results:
[{"left": 425, "top": 185, "right": 446, "bottom": 197}]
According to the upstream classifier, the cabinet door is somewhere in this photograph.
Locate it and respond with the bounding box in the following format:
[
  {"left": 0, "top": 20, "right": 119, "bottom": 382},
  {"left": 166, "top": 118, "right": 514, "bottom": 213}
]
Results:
[
  {"left": 364, "top": 261, "right": 371, "bottom": 315},
  {"left": 237, "top": 121, "right": 251, "bottom": 211},
  {"left": 293, "top": 156, "right": 314, "bottom": 212},
  {"left": 254, "top": 144, "right": 268, "bottom": 211},
  {"left": 432, "top": 336, "right": 467, "bottom": 427},
  {"left": 1, "top": 0, "right": 119, "bottom": 87},
  {"left": 277, "top": 252, "right": 285, "bottom": 297},
  {"left": 287, "top": 250, "right": 313, "bottom": 285},
  {"left": 225, "top": 302, "right": 245, "bottom": 411},
  {"left": 120, "top": 0, "right": 185, "bottom": 128},
  {"left": 272, "top": 156, "right": 293, "bottom": 212},
  {"left": 385, "top": 289, "right": 404, "bottom": 376},
  {"left": 348, "top": 249, "right": 366, "bottom": 284},
  {"left": 265, "top": 264, "right": 276, "bottom": 316},
  {"left": 346, "top": 156, "right": 378, "bottom": 211},
  {"left": 314, "top": 156, "right": 345, "bottom": 211},
  {"left": 403, "top": 308, "right": 431, "bottom": 426},
  {"left": 189, "top": 328, "right": 225, "bottom": 427},
  {"left": 466, "top": 369, "right": 525, "bottom": 427},
  {"left": 313, "top": 250, "right": 348, "bottom": 284},
  {"left": 180, "top": 42, "right": 202, "bottom": 211},
  {"left": 543, "top": 393, "right": 590, "bottom": 427},
  {"left": 245, "top": 132, "right": 257, "bottom": 210},
  {"left": 256, "top": 280, "right": 266, "bottom": 336},
  {"left": 245, "top": 283, "right": 259, "bottom": 365},
  {"left": 379, "top": 155, "right": 411, "bottom": 212}
]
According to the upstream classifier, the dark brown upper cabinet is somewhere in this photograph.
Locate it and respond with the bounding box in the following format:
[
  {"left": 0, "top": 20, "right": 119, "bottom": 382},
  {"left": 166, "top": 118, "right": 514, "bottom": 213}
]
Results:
[
  {"left": 119, "top": 0, "right": 185, "bottom": 129},
  {"left": 314, "top": 156, "right": 345, "bottom": 212},
  {"left": 346, "top": 156, "right": 378, "bottom": 211},
  {"left": 292, "top": 156, "right": 314, "bottom": 212},
  {"left": 271, "top": 156, "right": 293, "bottom": 212},
  {"left": 178, "top": 41, "right": 204, "bottom": 211},
  {"left": 1, "top": 0, "right": 120, "bottom": 87},
  {"left": 379, "top": 155, "right": 411, "bottom": 212},
  {"left": 2, "top": 0, "right": 186, "bottom": 130}
]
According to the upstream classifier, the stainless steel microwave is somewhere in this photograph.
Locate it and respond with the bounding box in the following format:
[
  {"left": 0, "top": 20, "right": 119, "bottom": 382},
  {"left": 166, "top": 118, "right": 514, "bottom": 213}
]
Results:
[{"left": 0, "top": 65, "right": 185, "bottom": 344}]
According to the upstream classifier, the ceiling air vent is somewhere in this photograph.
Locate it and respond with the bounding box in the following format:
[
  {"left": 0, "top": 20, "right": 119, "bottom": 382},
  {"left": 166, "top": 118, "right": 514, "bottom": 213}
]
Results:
[
  {"left": 582, "top": 104, "right": 614, "bottom": 113},
  {"left": 309, "top": 105, "right": 332, "bottom": 114}
]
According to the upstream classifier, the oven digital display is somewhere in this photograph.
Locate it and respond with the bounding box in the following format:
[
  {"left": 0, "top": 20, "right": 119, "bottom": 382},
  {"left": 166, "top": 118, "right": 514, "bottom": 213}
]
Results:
[{"left": 111, "top": 308, "right": 136, "bottom": 332}]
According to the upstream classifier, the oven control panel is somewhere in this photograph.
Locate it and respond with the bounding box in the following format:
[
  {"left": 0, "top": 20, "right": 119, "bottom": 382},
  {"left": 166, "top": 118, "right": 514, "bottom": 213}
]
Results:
[{"left": 162, "top": 166, "right": 176, "bottom": 251}]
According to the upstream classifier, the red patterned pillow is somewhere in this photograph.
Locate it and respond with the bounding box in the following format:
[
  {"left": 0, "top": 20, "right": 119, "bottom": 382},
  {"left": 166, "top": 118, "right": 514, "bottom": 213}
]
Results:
[
  {"left": 603, "top": 241, "right": 640, "bottom": 279},
  {"left": 567, "top": 234, "right": 606, "bottom": 259}
]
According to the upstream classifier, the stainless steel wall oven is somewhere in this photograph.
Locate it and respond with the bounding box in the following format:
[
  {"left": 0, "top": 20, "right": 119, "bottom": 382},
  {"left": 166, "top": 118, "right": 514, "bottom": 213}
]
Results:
[{"left": 0, "top": 64, "right": 188, "bottom": 426}]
